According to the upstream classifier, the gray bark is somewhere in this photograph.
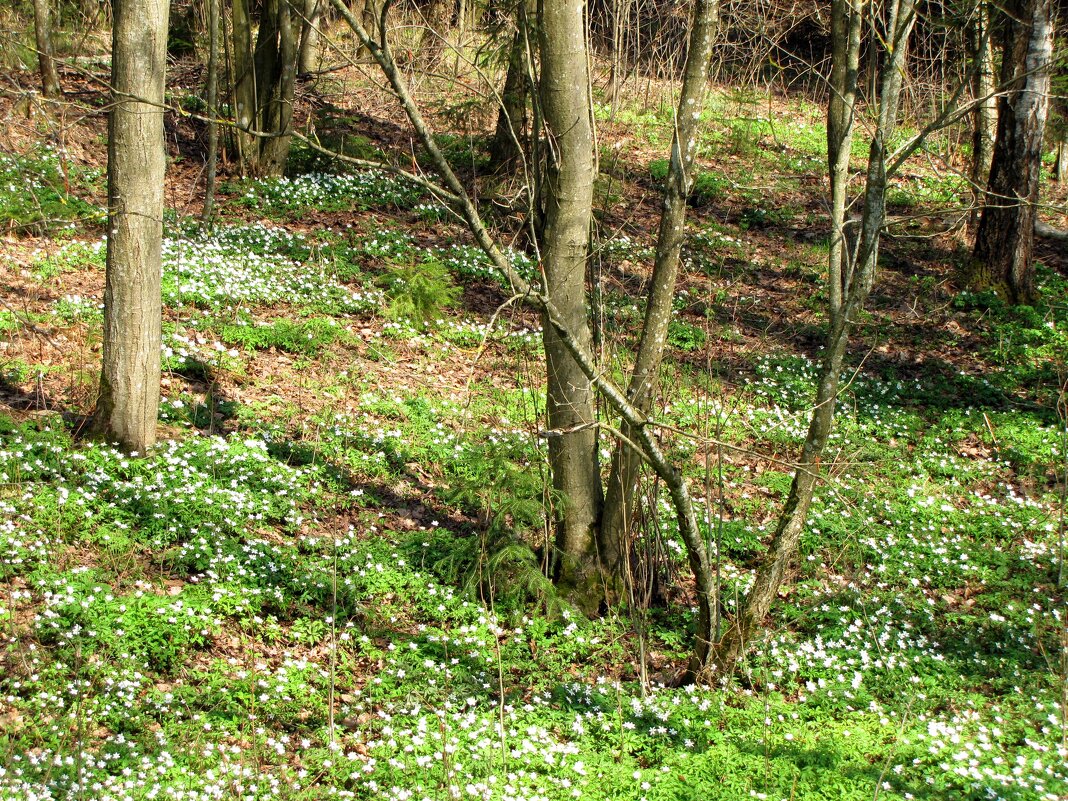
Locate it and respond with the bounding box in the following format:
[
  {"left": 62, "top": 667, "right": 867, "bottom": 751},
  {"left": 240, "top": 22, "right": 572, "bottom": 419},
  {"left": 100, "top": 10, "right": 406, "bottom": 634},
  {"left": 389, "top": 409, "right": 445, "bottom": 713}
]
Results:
[
  {"left": 33, "top": 0, "right": 62, "bottom": 99},
  {"left": 711, "top": 0, "right": 917, "bottom": 676},
  {"left": 970, "top": 0, "right": 1053, "bottom": 306},
  {"left": 232, "top": 0, "right": 297, "bottom": 177},
  {"left": 826, "top": 0, "right": 864, "bottom": 319},
  {"left": 91, "top": 0, "right": 169, "bottom": 453},
  {"left": 298, "top": 0, "right": 322, "bottom": 74},
  {"left": 328, "top": 0, "right": 714, "bottom": 674},
  {"left": 538, "top": 0, "right": 603, "bottom": 612},
  {"left": 968, "top": 1, "right": 997, "bottom": 198},
  {"left": 202, "top": 0, "right": 220, "bottom": 225},
  {"left": 489, "top": 23, "right": 529, "bottom": 169},
  {"left": 600, "top": 0, "right": 719, "bottom": 663}
]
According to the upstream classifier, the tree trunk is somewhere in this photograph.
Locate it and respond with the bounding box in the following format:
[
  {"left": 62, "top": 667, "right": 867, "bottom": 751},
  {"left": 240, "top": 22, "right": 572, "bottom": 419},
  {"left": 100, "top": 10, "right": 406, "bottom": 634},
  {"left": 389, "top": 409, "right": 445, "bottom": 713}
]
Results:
[
  {"left": 968, "top": 0, "right": 997, "bottom": 231},
  {"left": 711, "top": 0, "right": 917, "bottom": 676},
  {"left": 298, "top": 0, "right": 322, "bottom": 74},
  {"left": 232, "top": 0, "right": 297, "bottom": 177},
  {"left": 970, "top": 0, "right": 1053, "bottom": 306},
  {"left": 601, "top": 0, "right": 719, "bottom": 608},
  {"left": 91, "top": 0, "right": 169, "bottom": 453},
  {"left": 489, "top": 24, "right": 529, "bottom": 170},
  {"left": 32, "top": 0, "right": 62, "bottom": 99},
  {"left": 1057, "top": 124, "right": 1067, "bottom": 184},
  {"left": 826, "top": 0, "right": 865, "bottom": 319},
  {"left": 202, "top": 0, "right": 220, "bottom": 225},
  {"left": 538, "top": 0, "right": 603, "bottom": 613},
  {"left": 328, "top": 0, "right": 719, "bottom": 674}
]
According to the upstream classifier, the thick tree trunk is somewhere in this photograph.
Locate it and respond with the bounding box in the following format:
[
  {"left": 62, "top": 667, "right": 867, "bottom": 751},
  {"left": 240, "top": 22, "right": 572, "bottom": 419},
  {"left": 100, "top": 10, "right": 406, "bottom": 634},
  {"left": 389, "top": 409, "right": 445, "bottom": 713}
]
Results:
[
  {"left": 538, "top": 0, "right": 603, "bottom": 613},
  {"left": 826, "top": 0, "right": 865, "bottom": 319},
  {"left": 970, "top": 0, "right": 1053, "bottom": 306},
  {"left": 91, "top": 0, "right": 169, "bottom": 453},
  {"left": 32, "top": 0, "right": 62, "bottom": 99},
  {"left": 601, "top": 0, "right": 719, "bottom": 608},
  {"left": 711, "top": 0, "right": 917, "bottom": 676}
]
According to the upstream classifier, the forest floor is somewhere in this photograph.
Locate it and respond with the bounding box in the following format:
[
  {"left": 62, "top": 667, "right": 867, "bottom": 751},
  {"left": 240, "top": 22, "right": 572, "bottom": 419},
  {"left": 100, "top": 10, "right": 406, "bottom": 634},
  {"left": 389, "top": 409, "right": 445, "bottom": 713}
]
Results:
[{"left": 1, "top": 42, "right": 1067, "bottom": 801}]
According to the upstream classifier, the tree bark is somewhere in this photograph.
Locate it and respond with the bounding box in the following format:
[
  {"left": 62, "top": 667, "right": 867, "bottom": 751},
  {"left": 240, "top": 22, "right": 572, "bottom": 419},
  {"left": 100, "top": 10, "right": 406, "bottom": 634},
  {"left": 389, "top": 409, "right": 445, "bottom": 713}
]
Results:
[
  {"left": 91, "top": 0, "right": 169, "bottom": 453},
  {"left": 298, "top": 0, "right": 322, "bottom": 74},
  {"left": 1057, "top": 126, "right": 1067, "bottom": 184},
  {"left": 538, "top": 0, "right": 603, "bottom": 613},
  {"left": 968, "top": 0, "right": 997, "bottom": 208},
  {"left": 826, "top": 0, "right": 865, "bottom": 319},
  {"left": 489, "top": 23, "right": 530, "bottom": 169},
  {"left": 969, "top": 0, "right": 1053, "bottom": 306},
  {"left": 328, "top": 0, "right": 714, "bottom": 675},
  {"left": 710, "top": 0, "right": 917, "bottom": 676},
  {"left": 232, "top": 0, "right": 298, "bottom": 176},
  {"left": 32, "top": 0, "right": 62, "bottom": 99},
  {"left": 600, "top": 0, "right": 719, "bottom": 616},
  {"left": 202, "top": 0, "right": 220, "bottom": 226}
]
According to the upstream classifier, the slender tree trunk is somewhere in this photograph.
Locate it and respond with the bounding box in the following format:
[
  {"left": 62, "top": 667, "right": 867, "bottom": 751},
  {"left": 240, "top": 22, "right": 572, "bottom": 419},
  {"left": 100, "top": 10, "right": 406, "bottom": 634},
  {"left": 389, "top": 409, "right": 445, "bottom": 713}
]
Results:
[
  {"left": 91, "top": 0, "right": 169, "bottom": 453},
  {"left": 826, "top": 0, "right": 865, "bottom": 319},
  {"left": 970, "top": 0, "right": 1053, "bottom": 306},
  {"left": 538, "top": 0, "right": 603, "bottom": 613},
  {"left": 710, "top": 0, "right": 917, "bottom": 676},
  {"left": 601, "top": 0, "right": 719, "bottom": 611},
  {"left": 968, "top": 0, "right": 997, "bottom": 230},
  {"left": 231, "top": 0, "right": 256, "bottom": 172},
  {"left": 489, "top": 24, "right": 529, "bottom": 169},
  {"left": 32, "top": 0, "right": 62, "bottom": 99},
  {"left": 1057, "top": 122, "right": 1067, "bottom": 184},
  {"left": 202, "top": 0, "right": 220, "bottom": 225}
]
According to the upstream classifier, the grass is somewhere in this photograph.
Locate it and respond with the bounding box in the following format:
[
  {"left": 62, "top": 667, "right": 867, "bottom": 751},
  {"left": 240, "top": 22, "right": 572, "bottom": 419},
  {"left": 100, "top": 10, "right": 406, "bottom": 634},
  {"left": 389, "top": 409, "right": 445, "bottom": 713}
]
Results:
[
  {"left": 0, "top": 146, "right": 104, "bottom": 235},
  {"left": 1, "top": 76, "right": 1066, "bottom": 801}
]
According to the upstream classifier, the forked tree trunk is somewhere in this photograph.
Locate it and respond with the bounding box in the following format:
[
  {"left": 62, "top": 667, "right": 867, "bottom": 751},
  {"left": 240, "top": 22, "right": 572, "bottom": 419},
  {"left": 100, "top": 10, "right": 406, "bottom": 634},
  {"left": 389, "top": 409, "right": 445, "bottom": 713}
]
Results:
[
  {"left": 600, "top": 0, "right": 719, "bottom": 621},
  {"left": 329, "top": 0, "right": 716, "bottom": 675},
  {"left": 710, "top": 0, "right": 917, "bottom": 676},
  {"left": 538, "top": 0, "right": 603, "bottom": 613},
  {"left": 970, "top": 0, "right": 1054, "bottom": 306},
  {"left": 32, "top": 0, "right": 62, "bottom": 98},
  {"left": 826, "top": 0, "right": 865, "bottom": 319},
  {"left": 91, "top": 0, "right": 169, "bottom": 453},
  {"left": 232, "top": 0, "right": 298, "bottom": 177}
]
